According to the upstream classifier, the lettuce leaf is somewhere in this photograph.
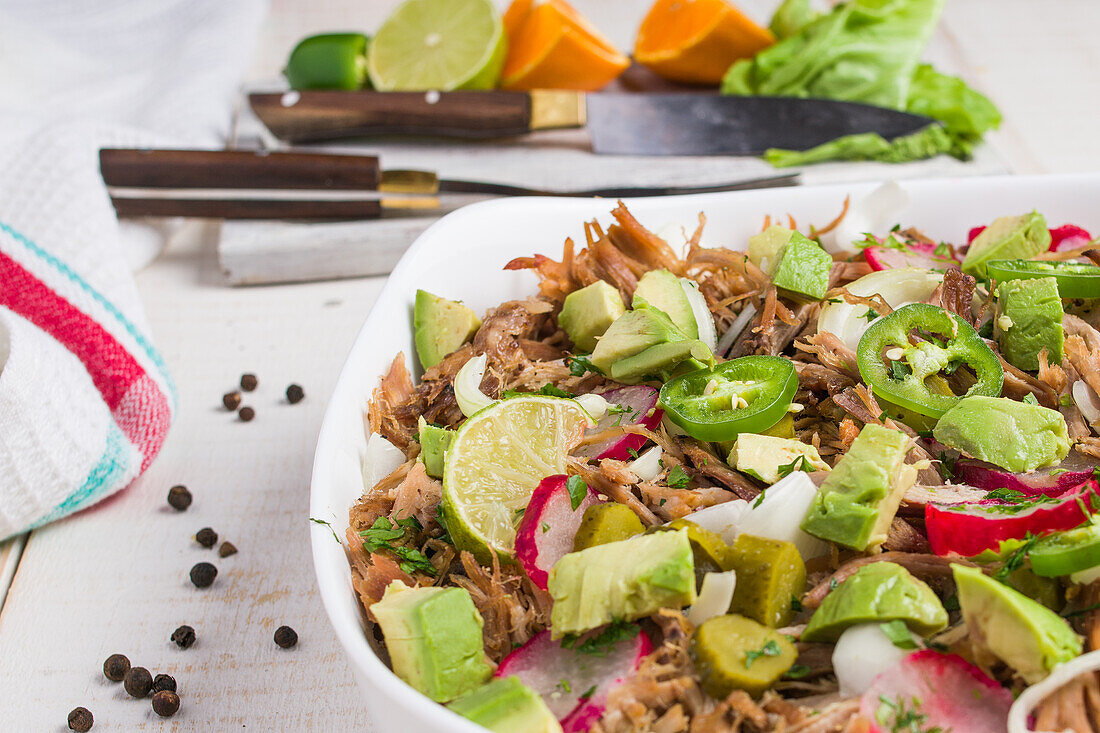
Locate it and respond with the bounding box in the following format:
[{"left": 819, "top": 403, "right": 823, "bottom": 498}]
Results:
[
  {"left": 762, "top": 124, "right": 954, "bottom": 167},
  {"left": 768, "top": 0, "right": 820, "bottom": 40},
  {"left": 906, "top": 63, "right": 1002, "bottom": 139}
]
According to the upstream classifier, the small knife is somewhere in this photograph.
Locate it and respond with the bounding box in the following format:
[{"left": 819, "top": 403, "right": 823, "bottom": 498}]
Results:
[{"left": 248, "top": 90, "right": 934, "bottom": 156}]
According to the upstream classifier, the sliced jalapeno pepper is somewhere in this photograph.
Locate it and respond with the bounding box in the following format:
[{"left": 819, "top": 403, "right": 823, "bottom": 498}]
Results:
[
  {"left": 855, "top": 303, "right": 1003, "bottom": 418},
  {"left": 1030, "top": 523, "right": 1100, "bottom": 577},
  {"left": 986, "top": 259, "right": 1100, "bottom": 299},
  {"left": 285, "top": 33, "right": 370, "bottom": 91},
  {"left": 658, "top": 356, "right": 797, "bottom": 442}
]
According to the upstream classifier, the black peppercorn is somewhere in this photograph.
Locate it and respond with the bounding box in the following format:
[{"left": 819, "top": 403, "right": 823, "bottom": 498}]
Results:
[
  {"left": 238, "top": 406, "right": 255, "bottom": 422},
  {"left": 273, "top": 625, "right": 298, "bottom": 649},
  {"left": 167, "top": 485, "right": 191, "bottom": 511},
  {"left": 103, "top": 653, "right": 130, "bottom": 682},
  {"left": 123, "top": 666, "right": 153, "bottom": 698},
  {"left": 151, "top": 691, "right": 180, "bottom": 718},
  {"left": 151, "top": 674, "right": 176, "bottom": 694},
  {"left": 194, "top": 527, "right": 217, "bottom": 548},
  {"left": 189, "top": 562, "right": 217, "bottom": 588},
  {"left": 286, "top": 383, "right": 305, "bottom": 404},
  {"left": 240, "top": 373, "right": 258, "bottom": 392},
  {"left": 218, "top": 541, "right": 238, "bottom": 558},
  {"left": 68, "top": 707, "right": 93, "bottom": 732},
  {"left": 170, "top": 625, "right": 196, "bottom": 649},
  {"left": 222, "top": 391, "right": 242, "bottom": 410}
]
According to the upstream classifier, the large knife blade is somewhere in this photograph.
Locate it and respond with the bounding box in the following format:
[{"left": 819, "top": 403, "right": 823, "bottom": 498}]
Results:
[{"left": 248, "top": 90, "right": 933, "bottom": 156}]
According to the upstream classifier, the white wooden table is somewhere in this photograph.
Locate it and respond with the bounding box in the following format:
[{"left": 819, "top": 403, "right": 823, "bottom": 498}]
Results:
[{"left": 1, "top": 0, "right": 1098, "bottom": 729}]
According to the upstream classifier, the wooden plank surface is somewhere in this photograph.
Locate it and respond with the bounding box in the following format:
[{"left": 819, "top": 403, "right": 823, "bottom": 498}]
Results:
[{"left": 1, "top": 1, "right": 1099, "bottom": 730}]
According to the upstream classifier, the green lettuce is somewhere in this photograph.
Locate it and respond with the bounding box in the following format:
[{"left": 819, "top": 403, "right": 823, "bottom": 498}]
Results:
[
  {"left": 763, "top": 124, "right": 953, "bottom": 167},
  {"left": 767, "top": 0, "right": 819, "bottom": 40}
]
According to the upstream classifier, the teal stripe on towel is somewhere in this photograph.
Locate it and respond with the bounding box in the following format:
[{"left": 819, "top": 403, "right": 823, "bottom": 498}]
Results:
[{"left": 34, "top": 423, "right": 130, "bottom": 528}]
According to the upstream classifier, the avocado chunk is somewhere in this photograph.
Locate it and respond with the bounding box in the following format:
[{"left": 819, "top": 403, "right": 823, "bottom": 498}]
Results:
[
  {"left": 447, "top": 676, "right": 562, "bottom": 733},
  {"left": 610, "top": 338, "right": 715, "bottom": 384},
  {"left": 771, "top": 231, "right": 833, "bottom": 301},
  {"left": 370, "top": 581, "right": 493, "bottom": 702},
  {"left": 933, "top": 395, "right": 1069, "bottom": 472},
  {"left": 800, "top": 424, "right": 916, "bottom": 551},
  {"left": 730, "top": 434, "right": 829, "bottom": 484},
  {"left": 962, "top": 212, "right": 1051, "bottom": 279},
  {"left": 952, "top": 563, "right": 1081, "bottom": 683},
  {"left": 692, "top": 614, "right": 797, "bottom": 698},
  {"left": 559, "top": 281, "right": 626, "bottom": 352},
  {"left": 728, "top": 534, "right": 807, "bottom": 628},
  {"left": 414, "top": 290, "right": 481, "bottom": 370},
  {"left": 995, "top": 277, "right": 1064, "bottom": 371},
  {"left": 747, "top": 225, "right": 794, "bottom": 275},
  {"left": 588, "top": 307, "right": 688, "bottom": 375},
  {"left": 573, "top": 502, "right": 645, "bottom": 551},
  {"left": 802, "top": 562, "right": 948, "bottom": 642},
  {"left": 417, "top": 416, "right": 454, "bottom": 479},
  {"left": 548, "top": 528, "right": 696, "bottom": 637},
  {"left": 633, "top": 269, "right": 699, "bottom": 338}
]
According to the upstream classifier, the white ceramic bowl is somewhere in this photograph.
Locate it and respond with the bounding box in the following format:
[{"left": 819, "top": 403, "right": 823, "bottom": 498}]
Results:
[{"left": 310, "top": 172, "right": 1100, "bottom": 732}]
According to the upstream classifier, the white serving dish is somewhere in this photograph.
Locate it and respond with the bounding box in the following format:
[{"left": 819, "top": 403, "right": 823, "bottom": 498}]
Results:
[{"left": 310, "top": 172, "right": 1100, "bottom": 732}]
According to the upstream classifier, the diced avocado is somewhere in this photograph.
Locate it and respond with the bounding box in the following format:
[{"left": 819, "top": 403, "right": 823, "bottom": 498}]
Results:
[
  {"left": 771, "top": 232, "right": 833, "bottom": 301},
  {"left": 962, "top": 212, "right": 1051, "bottom": 279},
  {"left": 800, "top": 424, "right": 916, "bottom": 551},
  {"left": 952, "top": 563, "right": 1081, "bottom": 683},
  {"left": 370, "top": 581, "right": 493, "bottom": 702},
  {"left": 995, "top": 277, "right": 1064, "bottom": 371},
  {"left": 715, "top": 414, "right": 798, "bottom": 456},
  {"left": 414, "top": 290, "right": 481, "bottom": 370},
  {"left": 559, "top": 281, "right": 626, "bottom": 353},
  {"left": 447, "top": 676, "right": 562, "bottom": 733},
  {"left": 729, "top": 434, "right": 829, "bottom": 485},
  {"left": 728, "top": 534, "right": 806, "bottom": 628},
  {"left": 548, "top": 528, "right": 696, "bottom": 637},
  {"left": 633, "top": 269, "right": 700, "bottom": 338},
  {"left": 610, "top": 339, "right": 715, "bottom": 384},
  {"left": 691, "top": 614, "right": 797, "bottom": 698},
  {"left": 417, "top": 416, "right": 454, "bottom": 479},
  {"left": 747, "top": 225, "right": 795, "bottom": 275},
  {"left": 802, "top": 562, "right": 948, "bottom": 642},
  {"left": 933, "top": 395, "right": 1069, "bottom": 472},
  {"left": 573, "top": 502, "right": 645, "bottom": 551},
  {"left": 589, "top": 307, "right": 688, "bottom": 375}
]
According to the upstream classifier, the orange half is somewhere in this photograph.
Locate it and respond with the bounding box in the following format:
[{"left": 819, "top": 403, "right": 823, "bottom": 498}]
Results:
[
  {"left": 634, "top": 0, "right": 775, "bottom": 85},
  {"left": 501, "top": 0, "right": 630, "bottom": 91}
]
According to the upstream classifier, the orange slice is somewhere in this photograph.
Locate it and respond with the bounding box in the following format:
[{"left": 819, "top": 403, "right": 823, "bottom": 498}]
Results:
[
  {"left": 500, "top": 0, "right": 630, "bottom": 91},
  {"left": 634, "top": 0, "right": 775, "bottom": 85}
]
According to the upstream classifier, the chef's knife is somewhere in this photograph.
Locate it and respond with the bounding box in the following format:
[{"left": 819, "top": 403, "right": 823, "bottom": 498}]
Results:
[{"left": 248, "top": 90, "right": 934, "bottom": 155}]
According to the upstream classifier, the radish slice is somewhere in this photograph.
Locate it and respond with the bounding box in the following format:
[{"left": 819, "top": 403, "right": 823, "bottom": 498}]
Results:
[
  {"left": 817, "top": 268, "right": 943, "bottom": 352},
  {"left": 686, "top": 570, "right": 737, "bottom": 627},
  {"left": 628, "top": 445, "right": 663, "bottom": 482},
  {"left": 683, "top": 499, "right": 751, "bottom": 544},
  {"left": 736, "top": 471, "right": 829, "bottom": 561},
  {"left": 515, "top": 475, "right": 600, "bottom": 590},
  {"left": 859, "top": 650, "right": 1012, "bottom": 733},
  {"left": 820, "top": 181, "right": 909, "bottom": 256},
  {"left": 833, "top": 623, "right": 913, "bottom": 698},
  {"left": 1008, "top": 650, "right": 1100, "bottom": 733},
  {"left": 574, "top": 386, "right": 662, "bottom": 461},
  {"left": 865, "top": 240, "right": 959, "bottom": 272},
  {"left": 496, "top": 627, "right": 652, "bottom": 729},
  {"left": 454, "top": 354, "right": 494, "bottom": 417},
  {"left": 1049, "top": 223, "right": 1093, "bottom": 252},
  {"left": 925, "top": 480, "right": 1099, "bottom": 556},
  {"left": 954, "top": 455, "right": 1094, "bottom": 496},
  {"left": 967, "top": 225, "right": 986, "bottom": 244},
  {"left": 681, "top": 279, "right": 718, "bottom": 352}
]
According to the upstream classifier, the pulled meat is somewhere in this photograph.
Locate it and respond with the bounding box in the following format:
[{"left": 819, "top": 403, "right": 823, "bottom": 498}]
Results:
[
  {"left": 678, "top": 439, "right": 763, "bottom": 501},
  {"left": 795, "top": 332, "right": 859, "bottom": 381},
  {"left": 831, "top": 385, "right": 941, "bottom": 485},
  {"left": 1032, "top": 672, "right": 1100, "bottom": 733},
  {"left": 367, "top": 354, "right": 418, "bottom": 450},
  {"left": 929, "top": 266, "right": 976, "bottom": 325},
  {"left": 882, "top": 518, "right": 931, "bottom": 553},
  {"left": 793, "top": 361, "right": 856, "bottom": 397}
]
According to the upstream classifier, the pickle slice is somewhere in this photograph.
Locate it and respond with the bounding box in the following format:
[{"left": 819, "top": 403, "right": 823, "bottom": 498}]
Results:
[
  {"left": 692, "top": 614, "right": 797, "bottom": 699},
  {"left": 572, "top": 502, "right": 645, "bottom": 552},
  {"left": 728, "top": 534, "right": 806, "bottom": 627}
]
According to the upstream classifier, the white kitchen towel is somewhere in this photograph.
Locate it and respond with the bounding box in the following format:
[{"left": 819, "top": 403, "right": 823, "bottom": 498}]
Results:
[{"left": 0, "top": 0, "right": 266, "bottom": 538}]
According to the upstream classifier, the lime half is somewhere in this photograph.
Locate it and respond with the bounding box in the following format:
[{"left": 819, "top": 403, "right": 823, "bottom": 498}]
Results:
[
  {"left": 442, "top": 396, "right": 592, "bottom": 561},
  {"left": 368, "top": 0, "right": 506, "bottom": 91}
]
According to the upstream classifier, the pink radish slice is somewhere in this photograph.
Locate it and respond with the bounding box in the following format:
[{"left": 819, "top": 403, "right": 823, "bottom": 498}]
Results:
[
  {"left": 515, "top": 475, "right": 600, "bottom": 590},
  {"left": 496, "top": 627, "right": 652, "bottom": 728},
  {"left": 574, "top": 386, "right": 662, "bottom": 462},
  {"left": 864, "top": 244, "right": 957, "bottom": 272},
  {"left": 1050, "top": 223, "right": 1093, "bottom": 251},
  {"left": 859, "top": 650, "right": 1012, "bottom": 733},
  {"left": 925, "top": 480, "right": 1099, "bottom": 556},
  {"left": 967, "top": 225, "right": 986, "bottom": 243},
  {"left": 954, "top": 456, "right": 1093, "bottom": 495}
]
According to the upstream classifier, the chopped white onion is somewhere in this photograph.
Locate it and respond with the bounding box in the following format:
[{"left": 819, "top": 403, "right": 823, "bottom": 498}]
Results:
[
  {"left": 628, "top": 445, "right": 664, "bottom": 481},
  {"left": 681, "top": 278, "right": 718, "bottom": 352},
  {"left": 682, "top": 499, "right": 750, "bottom": 544},
  {"left": 832, "top": 623, "right": 913, "bottom": 697},
  {"left": 817, "top": 268, "right": 942, "bottom": 352},
  {"left": 454, "top": 354, "right": 495, "bottom": 418},
  {"left": 1073, "top": 380, "right": 1100, "bottom": 424},
  {"left": 1071, "top": 565, "right": 1100, "bottom": 585},
  {"left": 1008, "top": 650, "right": 1100, "bottom": 733},
  {"left": 716, "top": 303, "right": 757, "bottom": 357},
  {"left": 363, "top": 433, "right": 407, "bottom": 488},
  {"left": 820, "top": 181, "right": 909, "bottom": 256},
  {"left": 738, "top": 471, "right": 829, "bottom": 560},
  {"left": 687, "top": 570, "right": 737, "bottom": 627},
  {"left": 574, "top": 393, "right": 610, "bottom": 422}
]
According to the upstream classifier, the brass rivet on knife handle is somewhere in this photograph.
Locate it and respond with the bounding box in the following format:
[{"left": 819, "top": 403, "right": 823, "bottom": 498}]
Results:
[
  {"left": 378, "top": 169, "right": 440, "bottom": 195},
  {"left": 528, "top": 90, "right": 586, "bottom": 131},
  {"left": 379, "top": 196, "right": 441, "bottom": 211}
]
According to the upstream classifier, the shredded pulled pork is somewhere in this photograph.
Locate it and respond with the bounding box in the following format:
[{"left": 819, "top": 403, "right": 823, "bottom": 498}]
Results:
[
  {"left": 795, "top": 332, "right": 859, "bottom": 381},
  {"left": 929, "top": 267, "right": 976, "bottom": 325},
  {"left": 451, "top": 551, "right": 551, "bottom": 662}
]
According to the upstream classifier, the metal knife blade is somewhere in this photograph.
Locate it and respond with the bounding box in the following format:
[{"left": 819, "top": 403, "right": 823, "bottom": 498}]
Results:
[{"left": 585, "top": 94, "right": 934, "bottom": 156}]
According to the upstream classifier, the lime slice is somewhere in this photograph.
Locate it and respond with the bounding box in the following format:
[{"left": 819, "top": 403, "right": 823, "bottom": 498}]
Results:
[
  {"left": 442, "top": 396, "right": 592, "bottom": 561},
  {"left": 368, "top": 0, "right": 506, "bottom": 91}
]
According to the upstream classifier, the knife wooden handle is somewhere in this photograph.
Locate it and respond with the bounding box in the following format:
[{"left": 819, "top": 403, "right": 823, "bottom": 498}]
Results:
[
  {"left": 109, "top": 196, "right": 382, "bottom": 220},
  {"left": 248, "top": 90, "right": 543, "bottom": 143},
  {"left": 99, "top": 148, "right": 382, "bottom": 190}
]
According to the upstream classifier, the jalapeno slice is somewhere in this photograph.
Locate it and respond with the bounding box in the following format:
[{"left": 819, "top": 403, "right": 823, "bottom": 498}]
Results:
[
  {"left": 658, "top": 356, "right": 797, "bottom": 442},
  {"left": 986, "top": 259, "right": 1100, "bottom": 299},
  {"left": 855, "top": 303, "right": 1003, "bottom": 418},
  {"left": 1030, "top": 523, "right": 1100, "bottom": 577},
  {"left": 284, "top": 33, "right": 370, "bottom": 91}
]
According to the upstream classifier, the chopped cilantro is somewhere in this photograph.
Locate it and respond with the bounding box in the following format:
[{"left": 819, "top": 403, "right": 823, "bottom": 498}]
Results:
[
  {"left": 627, "top": 447, "right": 640, "bottom": 460},
  {"left": 568, "top": 356, "right": 604, "bottom": 377},
  {"left": 1022, "top": 392, "right": 1039, "bottom": 406},
  {"left": 1060, "top": 394, "right": 1074, "bottom": 407},
  {"left": 1062, "top": 602, "right": 1100, "bottom": 618},
  {"left": 541, "top": 522, "right": 550, "bottom": 534},
  {"left": 993, "top": 533, "right": 1040, "bottom": 582},
  {"left": 879, "top": 620, "right": 918, "bottom": 650},
  {"left": 666, "top": 465, "right": 691, "bottom": 488},
  {"left": 659, "top": 498, "right": 667, "bottom": 507},
  {"left": 829, "top": 577, "right": 839, "bottom": 591},
  {"left": 743, "top": 640, "right": 782, "bottom": 669},
  {"left": 875, "top": 695, "right": 943, "bottom": 733},
  {"left": 776, "top": 455, "right": 808, "bottom": 479},
  {"left": 937, "top": 452, "right": 956, "bottom": 481},
  {"left": 359, "top": 516, "right": 436, "bottom": 576},
  {"left": 933, "top": 242, "right": 951, "bottom": 257},
  {"left": 890, "top": 360, "right": 912, "bottom": 381},
  {"left": 753, "top": 489, "right": 767, "bottom": 509},
  {"left": 309, "top": 517, "right": 342, "bottom": 545},
  {"left": 943, "top": 593, "right": 960, "bottom": 612},
  {"left": 560, "top": 619, "right": 639, "bottom": 656},
  {"left": 566, "top": 475, "right": 588, "bottom": 511},
  {"left": 861, "top": 308, "right": 879, "bottom": 322},
  {"left": 790, "top": 596, "right": 804, "bottom": 613},
  {"left": 502, "top": 383, "right": 575, "bottom": 399},
  {"left": 785, "top": 664, "right": 812, "bottom": 679},
  {"left": 579, "top": 685, "right": 597, "bottom": 699},
  {"left": 556, "top": 678, "right": 571, "bottom": 694}
]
